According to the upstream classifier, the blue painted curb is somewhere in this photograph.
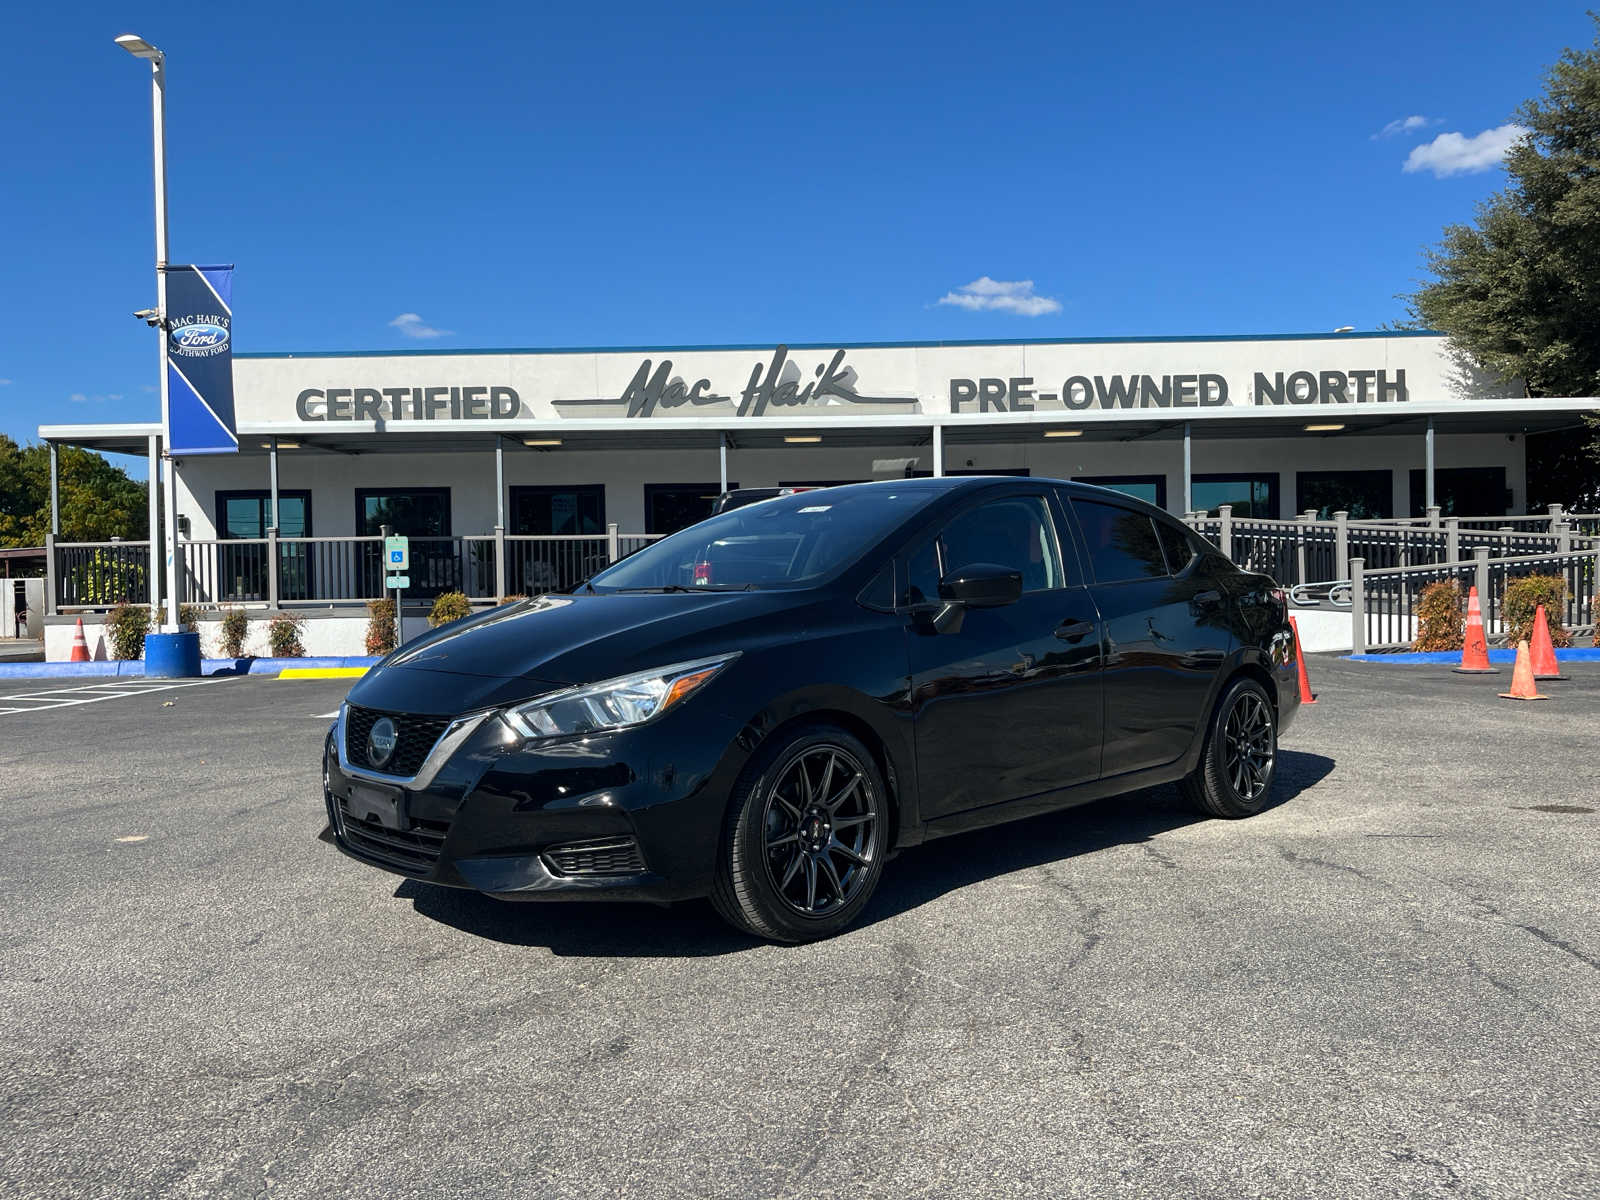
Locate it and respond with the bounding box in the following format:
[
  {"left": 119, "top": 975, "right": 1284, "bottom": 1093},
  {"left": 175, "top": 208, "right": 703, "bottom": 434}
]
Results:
[
  {"left": 1345, "top": 648, "right": 1600, "bottom": 664},
  {"left": 0, "top": 656, "right": 381, "bottom": 679}
]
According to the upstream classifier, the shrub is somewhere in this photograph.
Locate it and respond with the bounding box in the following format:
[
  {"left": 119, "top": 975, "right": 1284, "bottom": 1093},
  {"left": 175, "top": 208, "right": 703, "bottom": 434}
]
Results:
[
  {"left": 68, "top": 550, "right": 147, "bottom": 606},
  {"left": 501, "top": 593, "right": 528, "bottom": 604},
  {"left": 177, "top": 604, "right": 200, "bottom": 633},
  {"left": 428, "top": 591, "right": 472, "bottom": 627},
  {"left": 267, "top": 612, "right": 306, "bottom": 658},
  {"left": 106, "top": 601, "right": 152, "bottom": 660},
  {"left": 366, "top": 597, "right": 397, "bottom": 656},
  {"left": 1411, "top": 580, "right": 1465, "bottom": 652},
  {"left": 1501, "top": 573, "right": 1571, "bottom": 648},
  {"left": 219, "top": 608, "right": 250, "bottom": 658}
]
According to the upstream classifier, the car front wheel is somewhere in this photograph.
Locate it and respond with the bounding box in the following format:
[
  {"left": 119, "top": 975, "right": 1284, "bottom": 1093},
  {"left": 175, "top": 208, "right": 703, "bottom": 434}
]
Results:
[
  {"left": 1182, "top": 676, "right": 1278, "bottom": 818},
  {"left": 711, "top": 725, "right": 887, "bottom": 942}
]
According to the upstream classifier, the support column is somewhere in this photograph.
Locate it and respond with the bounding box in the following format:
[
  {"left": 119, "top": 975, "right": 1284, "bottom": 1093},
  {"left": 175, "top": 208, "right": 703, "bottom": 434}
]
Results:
[
  {"left": 719, "top": 434, "right": 729, "bottom": 494},
  {"left": 269, "top": 437, "right": 280, "bottom": 531},
  {"left": 1182, "top": 422, "right": 1192, "bottom": 516},
  {"left": 147, "top": 434, "right": 161, "bottom": 618},
  {"left": 932, "top": 424, "right": 944, "bottom": 477},
  {"left": 1350, "top": 558, "right": 1366, "bottom": 655},
  {"left": 1424, "top": 416, "right": 1436, "bottom": 513},
  {"left": 495, "top": 436, "right": 505, "bottom": 530},
  {"left": 49, "top": 442, "right": 60, "bottom": 536}
]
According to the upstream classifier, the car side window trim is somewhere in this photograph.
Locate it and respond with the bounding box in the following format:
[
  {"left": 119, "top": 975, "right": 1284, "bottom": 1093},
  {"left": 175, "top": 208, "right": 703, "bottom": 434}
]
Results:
[{"left": 893, "top": 489, "right": 1072, "bottom": 609}]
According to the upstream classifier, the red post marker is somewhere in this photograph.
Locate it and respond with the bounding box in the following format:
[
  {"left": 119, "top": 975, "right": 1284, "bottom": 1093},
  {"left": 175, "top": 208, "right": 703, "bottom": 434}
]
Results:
[
  {"left": 1453, "top": 586, "right": 1497, "bottom": 674},
  {"left": 1289, "top": 615, "right": 1316, "bottom": 705},
  {"left": 1499, "top": 639, "right": 1549, "bottom": 701},
  {"left": 1529, "top": 604, "right": 1567, "bottom": 681}
]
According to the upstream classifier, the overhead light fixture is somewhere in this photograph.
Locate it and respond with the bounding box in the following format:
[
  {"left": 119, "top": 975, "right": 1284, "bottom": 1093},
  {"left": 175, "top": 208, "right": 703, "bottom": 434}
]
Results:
[
  {"left": 1304, "top": 423, "right": 1345, "bottom": 432},
  {"left": 1043, "top": 429, "right": 1083, "bottom": 438},
  {"left": 523, "top": 437, "right": 562, "bottom": 447},
  {"left": 784, "top": 435, "right": 822, "bottom": 444},
  {"left": 114, "top": 33, "right": 163, "bottom": 60},
  {"left": 275, "top": 440, "right": 300, "bottom": 449},
  {"left": 1332, "top": 326, "right": 1355, "bottom": 333}
]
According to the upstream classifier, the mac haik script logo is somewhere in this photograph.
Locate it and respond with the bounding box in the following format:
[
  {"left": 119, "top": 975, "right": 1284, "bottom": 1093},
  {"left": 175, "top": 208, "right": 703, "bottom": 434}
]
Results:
[
  {"left": 168, "top": 313, "right": 231, "bottom": 359},
  {"left": 366, "top": 717, "right": 399, "bottom": 770},
  {"left": 558, "top": 345, "right": 915, "bottom": 419}
]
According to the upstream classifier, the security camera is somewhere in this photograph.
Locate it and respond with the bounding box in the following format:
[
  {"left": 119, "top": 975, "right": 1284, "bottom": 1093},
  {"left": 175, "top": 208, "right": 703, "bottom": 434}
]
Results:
[{"left": 132, "top": 308, "right": 162, "bottom": 327}]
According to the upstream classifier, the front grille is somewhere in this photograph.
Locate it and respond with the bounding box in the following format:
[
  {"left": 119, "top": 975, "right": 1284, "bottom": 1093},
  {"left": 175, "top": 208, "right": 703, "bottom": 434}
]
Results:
[
  {"left": 543, "top": 837, "right": 647, "bottom": 877},
  {"left": 336, "top": 797, "right": 449, "bottom": 875},
  {"left": 345, "top": 705, "right": 450, "bottom": 777}
]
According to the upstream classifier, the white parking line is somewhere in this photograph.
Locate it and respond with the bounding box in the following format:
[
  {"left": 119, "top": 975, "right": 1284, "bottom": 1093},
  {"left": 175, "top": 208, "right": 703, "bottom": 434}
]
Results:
[{"left": 0, "top": 678, "right": 226, "bottom": 716}]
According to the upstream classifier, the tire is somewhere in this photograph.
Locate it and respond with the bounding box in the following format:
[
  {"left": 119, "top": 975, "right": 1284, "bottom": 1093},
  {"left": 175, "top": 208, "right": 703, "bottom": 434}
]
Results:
[
  {"left": 1181, "top": 676, "right": 1278, "bottom": 819},
  {"left": 711, "top": 724, "right": 889, "bottom": 942}
]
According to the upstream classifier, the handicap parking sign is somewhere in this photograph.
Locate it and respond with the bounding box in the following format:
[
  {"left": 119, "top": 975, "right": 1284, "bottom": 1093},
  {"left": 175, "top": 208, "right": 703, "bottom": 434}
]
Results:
[{"left": 384, "top": 535, "right": 409, "bottom": 571}]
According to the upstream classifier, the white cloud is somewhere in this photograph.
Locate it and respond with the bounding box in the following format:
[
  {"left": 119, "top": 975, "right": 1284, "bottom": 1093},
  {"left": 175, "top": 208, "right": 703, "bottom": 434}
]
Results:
[
  {"left": 1403, "top": 124, "right": 1530, "bottom": 177},
  {"left": 0, "top": 378, "right": 12, "bottom": 386},
  {"left": 1372, "top": 114, "right": 1440, "bottom": 140},
  {"left": 67, "top": 391, "right": 123, "bottom": 405},
  {"left": 937, "top": 277, "right": 1062, "bottom": 317},
  {"left": 140, "top": 384, "right": 157, "bottom": 393},
  {"left": 389, "top": 312, "right": 453, "bottom": 339}
]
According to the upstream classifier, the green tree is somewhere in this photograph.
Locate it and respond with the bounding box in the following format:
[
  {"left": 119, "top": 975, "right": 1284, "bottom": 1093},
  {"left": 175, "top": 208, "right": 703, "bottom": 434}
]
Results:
[
  {"left": 1410, "top": 14, "right": 1600, "bottom": 509},
  {"left": 0, "top": 435, "right": 149, "bottom": 547}
]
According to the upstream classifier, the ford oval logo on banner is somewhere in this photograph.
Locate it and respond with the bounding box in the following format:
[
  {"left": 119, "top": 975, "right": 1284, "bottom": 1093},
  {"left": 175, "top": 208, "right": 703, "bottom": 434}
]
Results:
[
  {"left": 162, "top": 264, "right": 238, "bottom": 454},
  {"left": 173, "top": 322, "right": 230, "bottom": 351}
]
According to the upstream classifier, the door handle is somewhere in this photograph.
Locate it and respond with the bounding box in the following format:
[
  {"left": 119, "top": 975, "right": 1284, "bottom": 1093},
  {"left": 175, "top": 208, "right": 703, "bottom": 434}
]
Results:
[{"left": 1055, "top": 619, "right": 1096, "bottom": 642}]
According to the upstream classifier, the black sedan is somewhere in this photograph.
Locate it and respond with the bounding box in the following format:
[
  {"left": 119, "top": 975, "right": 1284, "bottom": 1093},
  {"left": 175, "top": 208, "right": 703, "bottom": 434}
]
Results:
[{"left": 324, "top": 477, "right": 1299, "bottom": 942}]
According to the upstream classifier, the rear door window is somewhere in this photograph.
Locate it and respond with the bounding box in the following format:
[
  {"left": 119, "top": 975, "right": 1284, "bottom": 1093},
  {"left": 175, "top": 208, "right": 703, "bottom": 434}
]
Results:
[
  {"left": 1155, "top": 521, "right": 1195, "bottom": 574},
  {"left": 1071, "top": 499, "right": 1171, "bottom": 584}
]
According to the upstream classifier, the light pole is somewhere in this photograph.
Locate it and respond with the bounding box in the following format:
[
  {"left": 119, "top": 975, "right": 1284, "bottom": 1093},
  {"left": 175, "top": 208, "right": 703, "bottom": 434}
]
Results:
[{"left": 116, "top": 32, "right": 181, "bottom": 631}]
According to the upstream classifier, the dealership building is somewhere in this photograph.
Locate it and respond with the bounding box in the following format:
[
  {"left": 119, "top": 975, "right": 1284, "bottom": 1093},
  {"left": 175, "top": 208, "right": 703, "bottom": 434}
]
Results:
[{"left": 36, "top": 329, "right": 1599, "bottom": 655}]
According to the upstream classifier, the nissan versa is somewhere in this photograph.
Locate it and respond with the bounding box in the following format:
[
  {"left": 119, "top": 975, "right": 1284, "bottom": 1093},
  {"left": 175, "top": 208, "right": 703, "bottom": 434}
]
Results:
[{"left": 323, "top": 477, "right": 1298, "bottom": 942}]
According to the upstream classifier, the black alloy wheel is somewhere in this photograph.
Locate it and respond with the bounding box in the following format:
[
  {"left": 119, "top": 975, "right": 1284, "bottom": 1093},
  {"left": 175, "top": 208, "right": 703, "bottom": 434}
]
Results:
[
  {"left": 1182, "top": 677, "right": 1278, "bottom": 819},
  {"left": 713, "top": 725, "right": 888, "bottom": 942},
  {"left": 1222, "top": 689, "right": 1275, "bottom": 802}
]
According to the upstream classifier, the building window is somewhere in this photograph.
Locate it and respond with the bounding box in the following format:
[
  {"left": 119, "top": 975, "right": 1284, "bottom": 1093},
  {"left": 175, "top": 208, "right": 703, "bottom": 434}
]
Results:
[
  {"left": 1296, "top": 470, "right": 1393, "bottom": 520},
  {"left": 644, "top": 484, "right": 731, "bottom": 536},
  {"left": 1076, "top": 475, "right": 1167, "bottom": 509},
  {"left": 214, "top": 491, "right": 313, "bottom": 603},
  {"left": 1193, "top": 474, "right": 1278, "bottom": 519},
  {"left": 1408, "top": 467, "right": 1510, "bottom": 517},
  {"left": 356, "top": 488, "right": 452, "bottom": 537},
  {"left": 216, "top": 491, "right": 311, "bottom": 538},
  {"left": 510, "top": 485, "right": 605, "bottom": 535}
]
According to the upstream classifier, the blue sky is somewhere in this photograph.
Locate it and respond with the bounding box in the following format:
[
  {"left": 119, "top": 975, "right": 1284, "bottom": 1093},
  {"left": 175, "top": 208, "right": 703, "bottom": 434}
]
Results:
[{"left": 2, "top": 1, "right": 1594, "bottom": 475}]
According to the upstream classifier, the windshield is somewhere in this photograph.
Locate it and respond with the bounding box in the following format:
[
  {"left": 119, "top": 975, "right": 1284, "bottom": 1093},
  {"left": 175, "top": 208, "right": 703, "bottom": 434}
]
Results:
[{"left": 588, "top": 484, "right": 935, "bottom": 592}]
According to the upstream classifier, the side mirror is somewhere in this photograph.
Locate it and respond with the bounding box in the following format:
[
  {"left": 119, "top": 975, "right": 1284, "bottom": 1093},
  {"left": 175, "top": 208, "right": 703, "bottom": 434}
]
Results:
[{"left": 938, "top": 563, "right": 1022, "bottom": 609}]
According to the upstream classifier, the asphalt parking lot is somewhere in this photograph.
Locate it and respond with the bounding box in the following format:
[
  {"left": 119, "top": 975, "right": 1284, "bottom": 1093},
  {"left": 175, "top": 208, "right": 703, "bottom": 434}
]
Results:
[{"left": 1, "top": 660, "right": 1597, "bottom": 1199}]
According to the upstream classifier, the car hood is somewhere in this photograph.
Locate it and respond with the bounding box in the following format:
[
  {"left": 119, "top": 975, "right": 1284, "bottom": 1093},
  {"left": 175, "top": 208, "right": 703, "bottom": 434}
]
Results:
[{"left": 347, "top": 590, "right": 818, "bottom": 713}]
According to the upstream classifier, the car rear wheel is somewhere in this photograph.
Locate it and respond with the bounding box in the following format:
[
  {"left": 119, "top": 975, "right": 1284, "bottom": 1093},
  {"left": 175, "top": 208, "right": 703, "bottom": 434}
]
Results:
[
  {"left": 711, "top": 725, "right": 887, "bottom": 942},
  {"left": 1182, "top": 676, "right": 1277, "bottom": 818}
]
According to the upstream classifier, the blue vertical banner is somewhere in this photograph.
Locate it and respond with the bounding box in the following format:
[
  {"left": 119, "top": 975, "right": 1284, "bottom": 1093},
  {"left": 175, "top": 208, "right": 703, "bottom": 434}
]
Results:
[{"left": 163, "top": 264, "right": 237, "bottom": 454}]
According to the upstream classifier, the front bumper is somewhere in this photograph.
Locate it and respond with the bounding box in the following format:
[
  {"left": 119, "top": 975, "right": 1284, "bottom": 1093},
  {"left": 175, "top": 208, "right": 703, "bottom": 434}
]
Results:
[{"left": 322, "top": 701, "right": 746, "bottom": 903}]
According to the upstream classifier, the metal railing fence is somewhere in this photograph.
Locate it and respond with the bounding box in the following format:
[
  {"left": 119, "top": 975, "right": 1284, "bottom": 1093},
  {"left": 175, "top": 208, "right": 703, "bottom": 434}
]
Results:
[
  {"left": 49, "top": 524, "right": 667, "bottom": 613},
  {"left": 1350, "top": 547, "right": 1600, "bottom": 652},
  {"left": 1185, "top": 506, "right": 1599, "bottom": 589}
]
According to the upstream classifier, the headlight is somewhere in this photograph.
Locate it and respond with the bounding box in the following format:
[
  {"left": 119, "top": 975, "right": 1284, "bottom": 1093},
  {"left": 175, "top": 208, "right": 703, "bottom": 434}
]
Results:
[{"left": 502, "top": 654, "right": 739, "bottom": 743}]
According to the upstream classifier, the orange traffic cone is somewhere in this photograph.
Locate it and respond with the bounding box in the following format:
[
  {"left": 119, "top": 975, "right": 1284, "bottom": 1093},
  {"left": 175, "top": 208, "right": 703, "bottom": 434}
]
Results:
[
  {"left": 1529, "top": 605, "right": 1567, "bottom": 680},
  {"left": 1498, "top": 640, "right": 1549, "bottom": 701},
  {"left": 1453, "top": 586, "right": 1497, "bottom": 674},
  {"left": 69, "top": 617, "right": 90, "bottom": 662},
  {"left": 1289, "top": 615, "right": 1317, "bottom": 705}
]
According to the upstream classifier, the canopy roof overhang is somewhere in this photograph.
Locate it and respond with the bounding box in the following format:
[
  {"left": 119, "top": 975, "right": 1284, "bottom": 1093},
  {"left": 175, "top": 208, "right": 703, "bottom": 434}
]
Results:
[{"left": 39, "top": 398, "right": 1600, "bottom": 457}]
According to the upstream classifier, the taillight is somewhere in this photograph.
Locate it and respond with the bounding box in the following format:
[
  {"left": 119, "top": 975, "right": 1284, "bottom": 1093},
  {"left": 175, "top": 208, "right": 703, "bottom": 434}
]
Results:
[
  {"left": 1270, "top": 588, "right": 1288, "bottom": 621},
  {"left": 693, "top": 561, "right": 714, "bottom": 586}
]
